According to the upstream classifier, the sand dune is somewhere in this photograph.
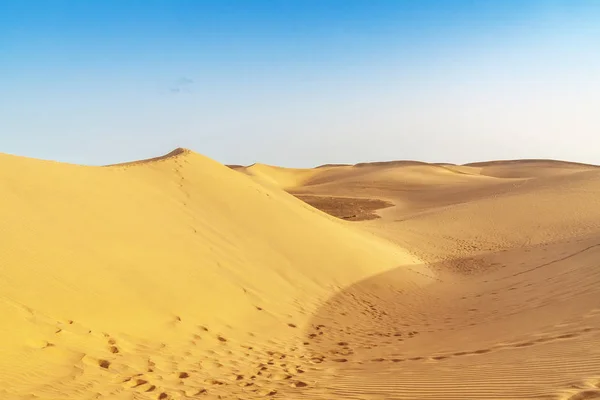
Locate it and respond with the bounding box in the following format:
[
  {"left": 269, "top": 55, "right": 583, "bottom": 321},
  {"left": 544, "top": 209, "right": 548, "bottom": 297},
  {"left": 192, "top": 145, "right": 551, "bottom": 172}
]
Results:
[
  {"left": 234, "top": 163, "right": 327, "bottom": 190},
  {"left": 2, "top": 150, "right": 600, "bottom": 400},
  {"left": 0, "top": 149, "right": 425, "bottom": 399},
  {"left": 464, "top": 159, "right": 599, "bottom": 178}
]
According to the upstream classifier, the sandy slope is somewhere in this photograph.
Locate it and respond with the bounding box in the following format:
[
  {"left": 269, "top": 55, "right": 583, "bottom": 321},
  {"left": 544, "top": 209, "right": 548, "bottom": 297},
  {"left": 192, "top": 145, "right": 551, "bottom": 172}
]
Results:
[
  {"left": 0, "top": 149, "right": 426, "bottom": 400},
  {"left": 2, "top": 151, "right": 600, "bottom": 400},
  {"left": 233, "top": 163, "right": 326, "bottom": 190},
  {"left": 239, "top": 158, "right": 600, "bottom": 400}
]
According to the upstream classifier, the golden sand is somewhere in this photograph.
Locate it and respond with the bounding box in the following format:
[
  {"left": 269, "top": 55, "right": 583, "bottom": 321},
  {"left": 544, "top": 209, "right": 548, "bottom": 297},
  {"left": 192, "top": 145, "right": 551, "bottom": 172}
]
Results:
[{"left": 2, "top": 149, "right": 600, "bottom": 399}]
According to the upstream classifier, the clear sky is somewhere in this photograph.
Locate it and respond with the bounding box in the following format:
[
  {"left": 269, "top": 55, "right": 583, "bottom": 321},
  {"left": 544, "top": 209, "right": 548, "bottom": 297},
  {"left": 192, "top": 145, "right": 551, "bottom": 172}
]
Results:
[{"left": 1, "top": 0, "right": 599, "bottom": 167}]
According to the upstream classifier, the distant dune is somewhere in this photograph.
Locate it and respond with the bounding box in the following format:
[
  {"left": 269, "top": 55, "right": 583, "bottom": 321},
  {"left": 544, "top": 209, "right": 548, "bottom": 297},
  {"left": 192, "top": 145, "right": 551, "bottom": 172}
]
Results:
[
  {"left": 464, "top": 158, "right": 600, "bottom": 168},
  {"left": 2, "top": 150, "right": 600, "bottom": 400},
  {"left": 353, "top": 160, "right": 430, "bottom": 168},
  {"left": 463, "top": 159, "right": 599, "bottom": 179},
  {"left": 314, "top": 163, "right": 352, "bottom": 169}
]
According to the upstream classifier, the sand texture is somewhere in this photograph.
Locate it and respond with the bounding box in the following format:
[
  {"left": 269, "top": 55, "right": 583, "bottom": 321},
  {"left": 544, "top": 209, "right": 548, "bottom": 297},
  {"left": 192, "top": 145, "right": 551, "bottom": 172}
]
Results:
[{"left": 2, "top": 150, "right": 600, "bottom": 400}]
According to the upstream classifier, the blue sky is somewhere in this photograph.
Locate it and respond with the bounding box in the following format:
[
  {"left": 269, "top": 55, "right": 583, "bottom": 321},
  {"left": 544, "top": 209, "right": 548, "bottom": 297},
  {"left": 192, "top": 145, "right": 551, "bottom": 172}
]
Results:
[{"left": 1, "top": 0, "right": 599, "bottom": 167}]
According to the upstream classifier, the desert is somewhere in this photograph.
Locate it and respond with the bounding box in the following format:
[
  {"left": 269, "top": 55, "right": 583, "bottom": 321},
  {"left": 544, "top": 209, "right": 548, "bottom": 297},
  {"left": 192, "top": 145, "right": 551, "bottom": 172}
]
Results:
[
  {"left": 3, "top": 1, "right": 600, "bottom": 398},
  {"left": 1, "top": 149, "right": 600, "bottom": 399}
]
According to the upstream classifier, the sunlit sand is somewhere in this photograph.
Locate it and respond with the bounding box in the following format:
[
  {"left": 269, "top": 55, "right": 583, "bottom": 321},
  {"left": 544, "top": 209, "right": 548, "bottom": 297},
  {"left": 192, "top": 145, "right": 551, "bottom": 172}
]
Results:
[{"left": 2, "top": 149, "right": 600, "bottom": 399}]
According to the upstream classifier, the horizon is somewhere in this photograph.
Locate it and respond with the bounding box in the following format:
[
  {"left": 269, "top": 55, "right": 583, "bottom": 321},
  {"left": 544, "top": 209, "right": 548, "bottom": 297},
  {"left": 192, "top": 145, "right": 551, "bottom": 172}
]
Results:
[
  {"left": 2, "top": 0, "right": 600, "bottom": 168},
  {"left": 3, "top": 145, "right": 600, "bottom": 170}
]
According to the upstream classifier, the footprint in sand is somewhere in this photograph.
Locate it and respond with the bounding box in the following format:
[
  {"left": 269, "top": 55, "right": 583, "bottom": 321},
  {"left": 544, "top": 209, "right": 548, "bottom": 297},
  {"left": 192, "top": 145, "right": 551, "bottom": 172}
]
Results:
[
  {"left": 513, "top": 341, "right": 535, "bottom": 348},
  {"left": 453, "top": 351, "right": 469, "bottom": 356}
]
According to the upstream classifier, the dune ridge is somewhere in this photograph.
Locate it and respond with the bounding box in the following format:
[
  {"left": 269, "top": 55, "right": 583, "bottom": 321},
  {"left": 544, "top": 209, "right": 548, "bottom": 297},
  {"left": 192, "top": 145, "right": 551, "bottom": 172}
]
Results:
[{"left": 104, "top": 147, "right": 190, "bottom": 167}]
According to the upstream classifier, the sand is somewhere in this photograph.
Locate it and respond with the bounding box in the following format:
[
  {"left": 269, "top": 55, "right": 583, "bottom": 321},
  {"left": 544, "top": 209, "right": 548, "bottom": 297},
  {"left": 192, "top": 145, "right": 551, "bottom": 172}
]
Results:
[{"left": 2, "top": 150, "right": 600, "bottom": 400}]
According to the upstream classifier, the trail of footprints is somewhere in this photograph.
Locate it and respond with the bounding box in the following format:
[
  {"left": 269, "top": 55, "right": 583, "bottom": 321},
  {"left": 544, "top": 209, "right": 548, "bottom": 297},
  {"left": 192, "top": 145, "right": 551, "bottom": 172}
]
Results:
[
  {"left": 28, "top": 298, "right": 600, "bottom": 399},
  {"left": 302, "top": 317, "right": 598, "bottom": 366},
  {"left": 92, "top": 323, "right": 315, "bottom": 399},
  {"left": 89, "top": 311, "right": 435, "bottom": 399},
  {"left": 91, "top": 312, "right": 598, "bottom": 399},
  {"left": 24, "top": 311, "right": 317, "bottom": 399},
  {"left": 420, "top": 326, "right": 598, "bottom": 363}
]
